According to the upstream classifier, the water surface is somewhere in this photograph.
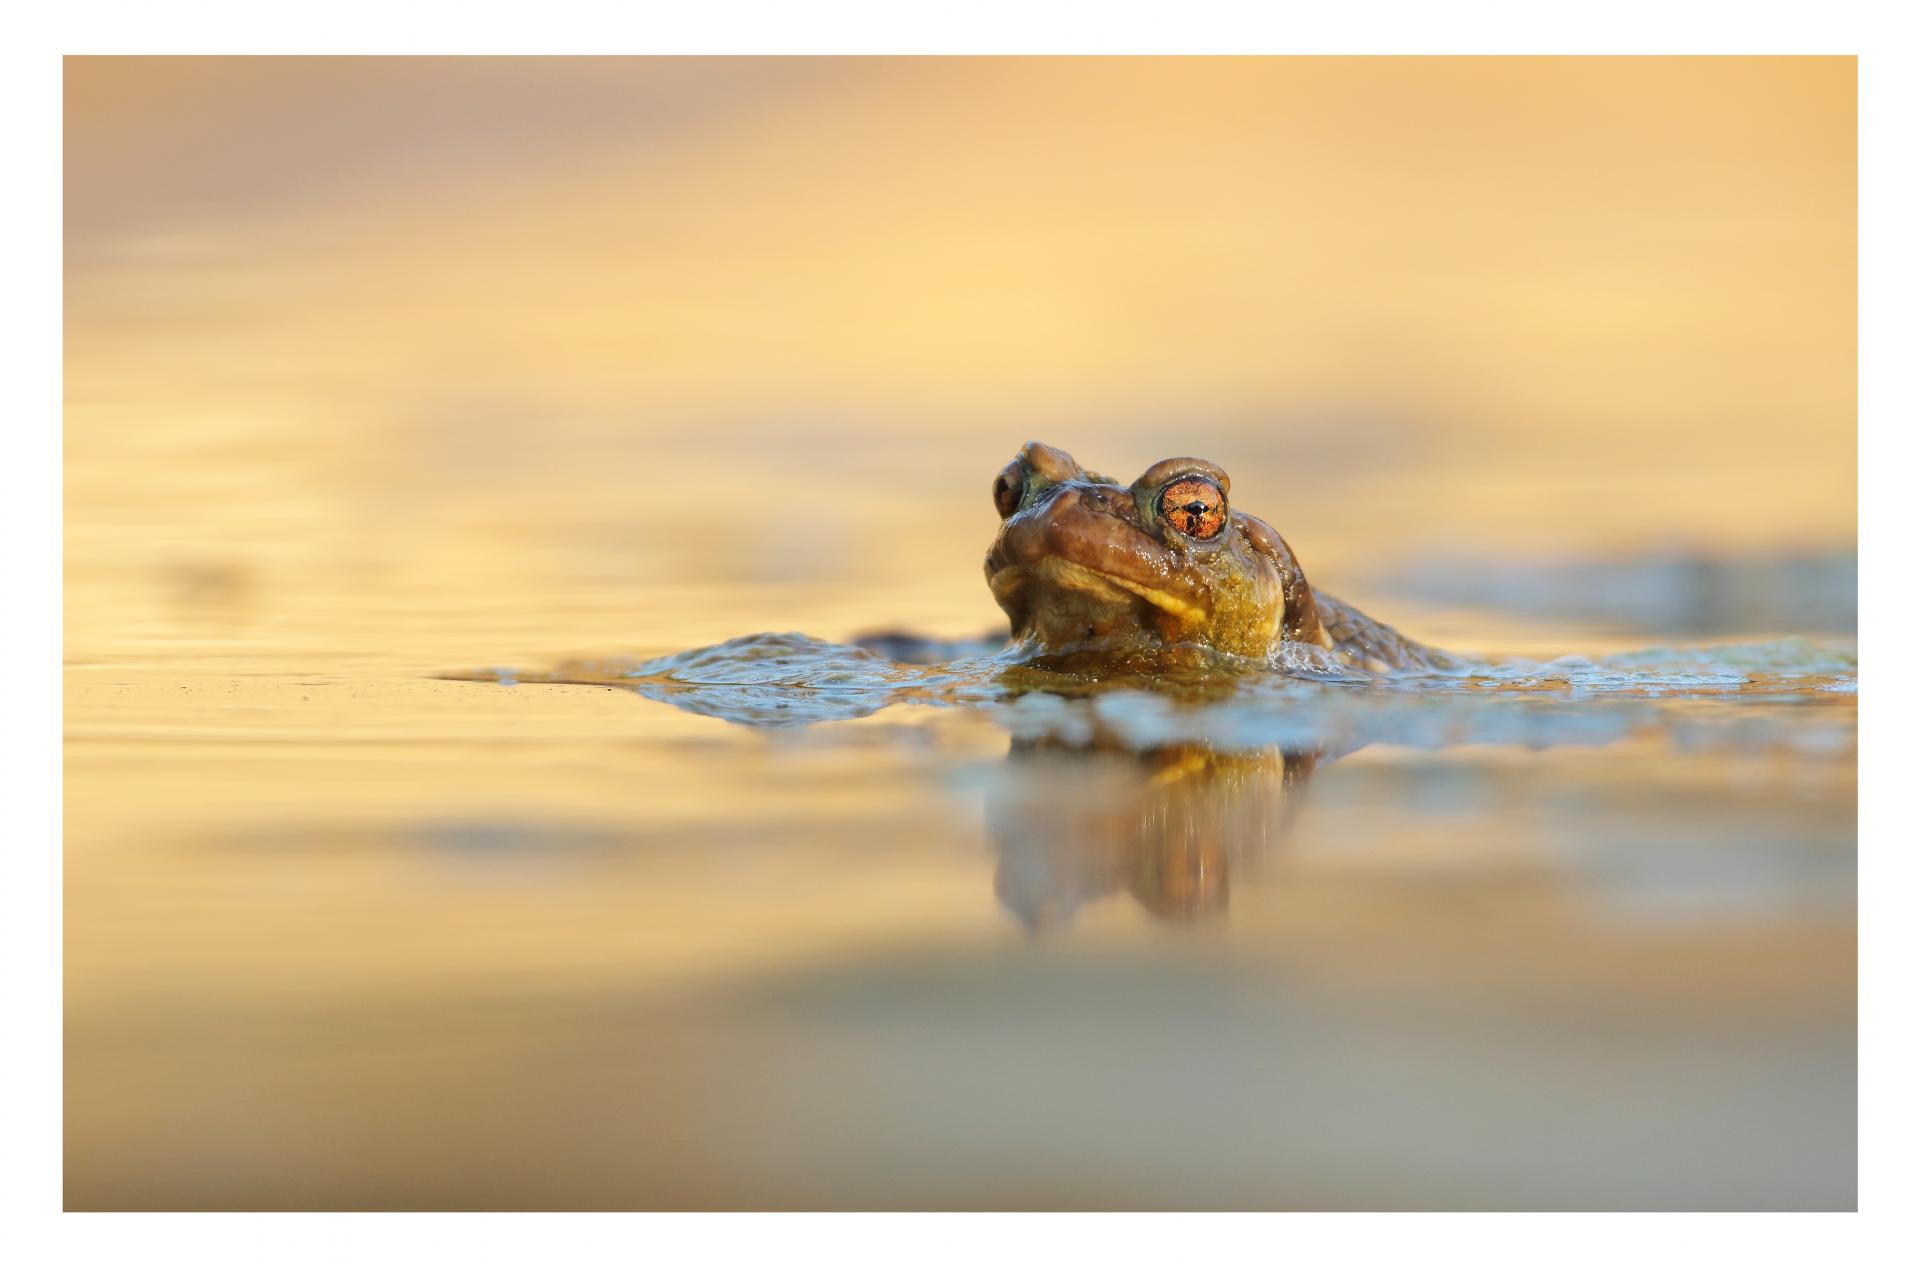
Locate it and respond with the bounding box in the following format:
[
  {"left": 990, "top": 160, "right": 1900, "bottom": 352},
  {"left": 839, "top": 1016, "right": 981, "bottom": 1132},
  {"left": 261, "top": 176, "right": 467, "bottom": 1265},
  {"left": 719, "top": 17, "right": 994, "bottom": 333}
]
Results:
[{"left": 66, "top": 605, "right": 1856, "bottom": 1209}]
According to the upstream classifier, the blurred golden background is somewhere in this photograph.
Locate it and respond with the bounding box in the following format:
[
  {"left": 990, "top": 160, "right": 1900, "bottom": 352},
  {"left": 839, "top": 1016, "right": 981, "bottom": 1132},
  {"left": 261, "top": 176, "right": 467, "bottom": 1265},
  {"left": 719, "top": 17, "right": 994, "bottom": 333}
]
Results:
[{"left": 66, "top": 56, "right": 1854, "bottom": 667}]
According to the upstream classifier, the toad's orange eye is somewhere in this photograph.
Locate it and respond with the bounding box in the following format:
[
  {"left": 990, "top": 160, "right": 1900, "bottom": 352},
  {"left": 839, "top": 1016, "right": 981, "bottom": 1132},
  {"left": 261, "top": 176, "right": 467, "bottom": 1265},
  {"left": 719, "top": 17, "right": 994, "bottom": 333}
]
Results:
[{"left": 1157, "top": 477, "right": 1227, "bottom": 540}]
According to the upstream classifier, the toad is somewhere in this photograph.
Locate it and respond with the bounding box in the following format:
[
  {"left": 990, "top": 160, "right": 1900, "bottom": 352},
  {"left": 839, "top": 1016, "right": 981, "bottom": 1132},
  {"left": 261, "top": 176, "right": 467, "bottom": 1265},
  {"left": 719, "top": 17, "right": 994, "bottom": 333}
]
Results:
[{"left": 986, "top": 441, "right": 1446, "bottom": 671}]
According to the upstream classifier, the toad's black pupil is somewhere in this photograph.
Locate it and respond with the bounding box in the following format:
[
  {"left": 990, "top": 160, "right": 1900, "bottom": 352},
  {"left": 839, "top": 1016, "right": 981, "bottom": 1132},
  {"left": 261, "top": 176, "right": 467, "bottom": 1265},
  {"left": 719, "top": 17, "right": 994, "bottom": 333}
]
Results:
[{"left": 1184, "top": 502, "right": 1205, "bottom": 515}]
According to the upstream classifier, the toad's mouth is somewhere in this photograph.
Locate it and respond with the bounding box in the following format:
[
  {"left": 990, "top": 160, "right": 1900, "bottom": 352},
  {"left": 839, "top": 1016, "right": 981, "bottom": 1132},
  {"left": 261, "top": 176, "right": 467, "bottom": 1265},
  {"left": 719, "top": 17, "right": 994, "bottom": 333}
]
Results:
[{"left": 989, "top": 556, "right": 1208, "bottom": 625}]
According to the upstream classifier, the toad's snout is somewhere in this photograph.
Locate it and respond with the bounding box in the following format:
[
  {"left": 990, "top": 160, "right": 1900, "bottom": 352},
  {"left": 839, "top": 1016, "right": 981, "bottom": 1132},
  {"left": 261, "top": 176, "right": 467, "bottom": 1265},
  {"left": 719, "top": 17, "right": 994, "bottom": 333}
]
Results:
[
  {"left": 987, "top": 483, "right": 1211, "bottom": 636},
  {"left": 989, "top": 484, "right": 1138, "bottom": 574}
]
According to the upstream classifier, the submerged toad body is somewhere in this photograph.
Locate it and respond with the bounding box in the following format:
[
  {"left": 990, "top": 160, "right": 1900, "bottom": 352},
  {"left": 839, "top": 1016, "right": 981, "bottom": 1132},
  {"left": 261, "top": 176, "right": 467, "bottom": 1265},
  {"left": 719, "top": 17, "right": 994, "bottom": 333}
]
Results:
[{"left": 986, "top": 441, "right": 1446, "bottom": 671}]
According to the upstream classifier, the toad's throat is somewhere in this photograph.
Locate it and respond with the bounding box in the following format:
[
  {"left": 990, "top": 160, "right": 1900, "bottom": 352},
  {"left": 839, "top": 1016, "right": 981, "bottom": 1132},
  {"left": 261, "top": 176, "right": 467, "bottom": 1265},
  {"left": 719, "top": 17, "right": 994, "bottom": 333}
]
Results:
[{"left": 994, "top": 556, "right": 1208, "bottom": 626}]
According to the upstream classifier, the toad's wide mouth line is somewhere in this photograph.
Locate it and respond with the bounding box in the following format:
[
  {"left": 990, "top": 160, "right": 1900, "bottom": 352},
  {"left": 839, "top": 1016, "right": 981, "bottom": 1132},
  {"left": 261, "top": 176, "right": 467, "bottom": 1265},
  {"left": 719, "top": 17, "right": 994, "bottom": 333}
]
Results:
[{"left": 991, "top": 557, "right": 1207, "bottom": 624}]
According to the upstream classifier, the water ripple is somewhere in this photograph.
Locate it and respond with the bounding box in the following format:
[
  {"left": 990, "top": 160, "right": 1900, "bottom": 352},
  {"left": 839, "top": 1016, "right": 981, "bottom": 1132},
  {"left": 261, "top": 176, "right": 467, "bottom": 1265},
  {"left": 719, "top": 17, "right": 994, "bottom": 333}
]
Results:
[{"left": 447, "top": 632, "right": 1856, "bottom": 754}]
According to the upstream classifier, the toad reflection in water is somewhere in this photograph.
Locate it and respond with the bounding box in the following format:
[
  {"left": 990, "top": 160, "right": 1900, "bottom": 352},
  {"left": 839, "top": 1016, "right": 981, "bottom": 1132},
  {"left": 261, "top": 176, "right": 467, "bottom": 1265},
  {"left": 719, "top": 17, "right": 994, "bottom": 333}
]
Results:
[{"left": 985, "top": 737, "right": 1318, "bottom": 930}]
